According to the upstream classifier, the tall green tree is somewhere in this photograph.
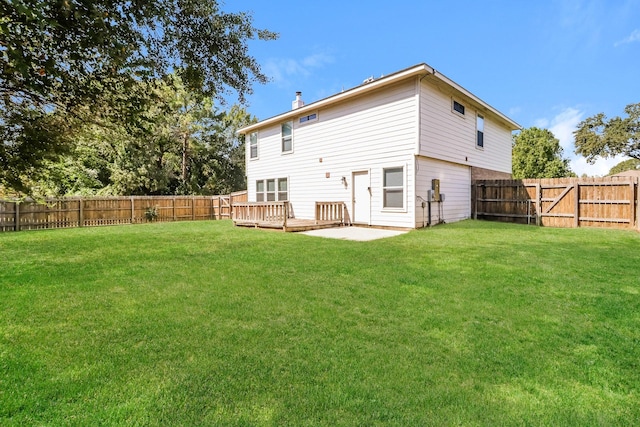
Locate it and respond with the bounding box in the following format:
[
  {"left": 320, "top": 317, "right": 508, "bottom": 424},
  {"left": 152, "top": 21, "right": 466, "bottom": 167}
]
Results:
[
  {"left": 35, "top": 79, "right": 255, "bottom": 196},
  {"left": 574, "top": 103, "right": 640, "bottom": 163},
  {"left": 0, "top": 0, "right": 276, "bottom": 194},
  {"left": 608, "top": 158, "right": 640, "bottom": 176},
  {"left": 512, "top": 127, "right": 575, "bottom": 178}
]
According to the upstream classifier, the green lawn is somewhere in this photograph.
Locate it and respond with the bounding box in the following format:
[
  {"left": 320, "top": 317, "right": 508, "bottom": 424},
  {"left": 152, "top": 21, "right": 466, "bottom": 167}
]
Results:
[{"left": 1, "top": 220, "right": 639, "bottom": 426}]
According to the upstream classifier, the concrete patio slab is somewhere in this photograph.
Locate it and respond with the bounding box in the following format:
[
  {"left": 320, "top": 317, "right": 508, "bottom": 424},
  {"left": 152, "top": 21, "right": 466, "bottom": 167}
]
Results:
[{"left": 300, "top": 226, "right": 407, "bottom": 241}]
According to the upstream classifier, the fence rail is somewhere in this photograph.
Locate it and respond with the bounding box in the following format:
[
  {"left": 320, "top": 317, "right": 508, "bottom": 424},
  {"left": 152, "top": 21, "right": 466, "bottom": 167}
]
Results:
[
  {"left": 0, "top": 191, "right": 247, "bottom": 232},
  {"left": 473, "top": 177, "right": 639, "bottom": 230},
  {"left": 232, "top": 201, "right": 290, "bottom": 228}
]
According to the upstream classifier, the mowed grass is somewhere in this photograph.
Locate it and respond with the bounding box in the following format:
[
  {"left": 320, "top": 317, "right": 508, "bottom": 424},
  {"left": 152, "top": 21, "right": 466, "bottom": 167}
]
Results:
[{"left": 1, "top": 220, "right": 639, "bottom": 426}]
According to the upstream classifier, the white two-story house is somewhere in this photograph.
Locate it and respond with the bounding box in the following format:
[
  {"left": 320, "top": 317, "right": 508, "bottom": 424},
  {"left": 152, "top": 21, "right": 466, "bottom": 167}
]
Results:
[{"left": 238, "top": 63, "right": 520, "bottom": 229}]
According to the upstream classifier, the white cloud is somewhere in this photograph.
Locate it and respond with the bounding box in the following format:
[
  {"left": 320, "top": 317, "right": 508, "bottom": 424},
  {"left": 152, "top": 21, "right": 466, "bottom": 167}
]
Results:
[
  {"left": 614, "top": 29, "right": 640, "bottom": 47},
  {"left": 264, "top": 53, "right": 334, "bottom": 85},
  {"left": 548, "top": 107, "right": 583, "bottom": 153},
  {"left": 536, "top": 107, "right": 625, "bottom": 177}
]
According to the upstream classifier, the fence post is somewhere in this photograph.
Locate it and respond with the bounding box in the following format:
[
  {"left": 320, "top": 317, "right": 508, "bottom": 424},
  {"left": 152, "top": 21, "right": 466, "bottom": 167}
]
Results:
[
  {"left": 630, "top": 180, "right": 636, "bottom": 229},
  {"left": 636, "top": 180, "right": 640, "bottom": 231},
  {"left": 535, "top": 183, "right": 542, "bottom": 226},
  {"left": 14, "top": 201, "right": 20, "bottom": 232},
  {"left": 131, "top": 197, "right": 135, "bottom": 223},
  {"left": 192, "top": 196, "right": 195, "bottom": 220},
  {"left": 574, "top": 182, "right": 580, "bottom": 228},
  {"left": 78, "top": 198, "right": 84, "bottom": 227}
]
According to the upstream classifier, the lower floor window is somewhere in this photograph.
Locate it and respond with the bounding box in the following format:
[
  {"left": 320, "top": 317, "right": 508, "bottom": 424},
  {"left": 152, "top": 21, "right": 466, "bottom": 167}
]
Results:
[
  {"left": 383, "top": 167, "right": 404, "bottom": 208},
  {"left": 256, "top": 177, "right": 288, "bottom": 201}
]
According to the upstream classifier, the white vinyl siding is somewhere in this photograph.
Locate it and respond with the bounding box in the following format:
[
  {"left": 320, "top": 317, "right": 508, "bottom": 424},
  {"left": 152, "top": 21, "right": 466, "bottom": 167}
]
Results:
[
  {"left": 419, "top": 79, "right": 512, "bottom": 174},
  {"left": 246, "top": 80, "right": 418, "bottom": 228},
  {"left": 415, "top": 157, "right": 471, "bottom": 227}
]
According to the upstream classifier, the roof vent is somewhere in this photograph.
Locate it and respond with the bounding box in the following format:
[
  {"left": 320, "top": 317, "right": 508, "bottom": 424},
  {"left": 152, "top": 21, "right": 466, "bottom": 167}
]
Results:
[
  {"left": 292, "top": 91, "right": 304, "bottom": 110},
  {"left": 362, "top": 76, "right": 375, "bottom": 84}
]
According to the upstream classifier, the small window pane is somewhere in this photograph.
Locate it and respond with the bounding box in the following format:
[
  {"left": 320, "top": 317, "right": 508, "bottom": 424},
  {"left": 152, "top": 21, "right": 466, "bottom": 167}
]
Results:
[
  {"left": 282, "top": 121, "right": 293, "bottom": 152},
  {"left": 278, "top": 192, "right": 288, "bottom": 201},
  {"left": 282, "top": 137, "right": 292, "bottom": 152},
  {"left": 249, "top": 132, "right": 258, "bottom": 158},
  {"left": 278, "top": 178, "right": 287, "bottom": 191},
  {"left": 267, "top": 179, "right": 275, "bottom": 191},
  {"left": 453, "top": 101, "right": 465, "bottom": 115},
  {"left": 384, "top": 168, "right": 403, "bottom": 187},
  {"left": 267, "top": 193, "right": 276, "bottom": 201},
  {"left": 477, "top": 115, "right": 484, "bottom": 148},
  {"left": 384, "top": 189, "right": 403, "bottom": 208},
  {"left": 281, "top": 122, "right": 292, "bottom": 137},
  {"left": 256, "top": 180, "right": 264, "bottom": 202}
]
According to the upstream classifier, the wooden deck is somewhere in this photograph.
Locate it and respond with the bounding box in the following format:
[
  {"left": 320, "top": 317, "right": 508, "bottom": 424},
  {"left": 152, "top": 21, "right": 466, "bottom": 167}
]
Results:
[
  {"left": 234, "top": 218, "right": 344, "bottom": 232},
  {"left": 232, "top": 201, "right": 347, "bottom": 232}
]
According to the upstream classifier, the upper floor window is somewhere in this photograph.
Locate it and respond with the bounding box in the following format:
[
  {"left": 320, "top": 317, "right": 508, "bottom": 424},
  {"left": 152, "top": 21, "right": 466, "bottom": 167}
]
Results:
[
  {"left": 281, "top": 121, "right": 293, "bottom": 153},
  {"left": 476, "top": 114, "right": 484, "bottom": 148},
  {"left": 299, "top": 112, "right": 318, "bottom": 124},
  {"left": 452, "top": 100, "right": 465, "bottom": 116},
  {"left": 249, "top": 132, "right": 258, "bottom": 159},
  {"left": 383, "top": 167, "right": 404, "bottom": 209}
]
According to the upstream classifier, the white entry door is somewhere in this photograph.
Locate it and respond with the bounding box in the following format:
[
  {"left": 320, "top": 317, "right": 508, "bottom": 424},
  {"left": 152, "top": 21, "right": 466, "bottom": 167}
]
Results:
[{"left": 352, "top": 171, "right": 370, "bottom": 224}]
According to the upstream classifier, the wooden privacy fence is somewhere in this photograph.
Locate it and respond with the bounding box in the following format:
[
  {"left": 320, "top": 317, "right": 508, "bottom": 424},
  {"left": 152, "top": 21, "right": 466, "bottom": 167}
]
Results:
[
  {"left": 0, "top": 191, "right": 247, "bottom": 232},
  {"left": 473, "top": 177, "right": 639, "bottom": 230}
]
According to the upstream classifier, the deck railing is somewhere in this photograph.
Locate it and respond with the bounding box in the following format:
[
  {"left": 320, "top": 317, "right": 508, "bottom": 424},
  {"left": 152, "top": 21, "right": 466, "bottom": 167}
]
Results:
[
  {"left": 315, "top": 201, "right": 345, "bottom": 224},
  {"left": 232, "top": 201, "right": 289, "bottom": 227}
]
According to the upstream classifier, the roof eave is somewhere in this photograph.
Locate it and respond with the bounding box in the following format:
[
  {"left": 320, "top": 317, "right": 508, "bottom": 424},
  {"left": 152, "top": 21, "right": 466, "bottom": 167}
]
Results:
[
  {"left": 430, "top": 70, "right": 521, "bottom": 131},
  {"left": 237, "top": 64, "right": 434, "bottom": 135}
]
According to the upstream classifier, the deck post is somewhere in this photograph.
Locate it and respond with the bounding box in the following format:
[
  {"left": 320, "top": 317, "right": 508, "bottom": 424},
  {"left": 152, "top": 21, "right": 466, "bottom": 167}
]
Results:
[{"left": 283, "top": 202, "right": 288, "bottom": 229}]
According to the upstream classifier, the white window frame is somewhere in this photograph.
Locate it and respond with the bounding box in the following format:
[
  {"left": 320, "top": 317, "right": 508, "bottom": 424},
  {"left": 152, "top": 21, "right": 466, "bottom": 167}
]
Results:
[
  {"left": 382, "top": 166, "right": 405, "bottom": 211},
  {"left": 476, "top": 114, "right": 485, "bottom": 149},
  {"left": 256, "top": 178, "right": 288, "bottom": 202},
  {"left": 249, "top": 132, "right": 258, "bottom": 159},
  {"left": 299, "top": 112, "right": 318, "bottom": 125},
  {"left": 256, "top": 180, "right": 265, "bottom": 202},
  {"left": 281, "top": 121, "right": 293, "bottom": 154},
  {"left": 452, "top": 99, "right": 466, "bottom": 117}
]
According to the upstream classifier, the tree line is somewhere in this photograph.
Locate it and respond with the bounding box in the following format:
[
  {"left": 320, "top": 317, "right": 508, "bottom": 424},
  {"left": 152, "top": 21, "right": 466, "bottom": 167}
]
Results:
[
  {"left": 1, "top": 1, "right": 637, "bottom": 194},
  {"left": 1, "top": 0, "right": 276, "bottom": 197},
  {"left": 512, "top": 102, "right": 639, "bottom": 179}
]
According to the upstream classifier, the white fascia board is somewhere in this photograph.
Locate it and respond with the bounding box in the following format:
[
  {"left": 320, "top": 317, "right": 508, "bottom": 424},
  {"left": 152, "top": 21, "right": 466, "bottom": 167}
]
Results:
[
  {"left": 237, "top": 64, "right": 434, "bottom": 135},
  {"left": 238, "top": 62, "right": 521, "bottom": 134}
]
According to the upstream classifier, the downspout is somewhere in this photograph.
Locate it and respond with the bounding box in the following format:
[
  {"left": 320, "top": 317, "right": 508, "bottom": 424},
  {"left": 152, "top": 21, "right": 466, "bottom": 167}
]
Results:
[{"left": 415, "top": 67, "right": 436, "bottom": 228}]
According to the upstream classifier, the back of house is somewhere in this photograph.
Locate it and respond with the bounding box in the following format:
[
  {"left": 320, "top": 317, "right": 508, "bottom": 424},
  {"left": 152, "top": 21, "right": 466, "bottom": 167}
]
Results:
[{"left": 238, "top": 63, "right": 520, "bottom": 229}]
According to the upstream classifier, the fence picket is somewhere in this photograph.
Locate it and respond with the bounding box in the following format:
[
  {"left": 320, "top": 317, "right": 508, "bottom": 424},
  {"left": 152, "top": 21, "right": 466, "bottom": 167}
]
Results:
[
  {"left": 0, "top": 192, "right": 247, "bottom": 232},
  {"left": 473, "top": 178, "right": 638, "bottom": 230}
]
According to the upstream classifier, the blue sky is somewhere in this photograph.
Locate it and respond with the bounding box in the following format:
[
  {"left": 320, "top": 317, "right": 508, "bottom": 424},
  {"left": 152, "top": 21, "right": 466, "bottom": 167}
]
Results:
[{"left": 227, "top": 0, "right": 640, "bottom": 176}]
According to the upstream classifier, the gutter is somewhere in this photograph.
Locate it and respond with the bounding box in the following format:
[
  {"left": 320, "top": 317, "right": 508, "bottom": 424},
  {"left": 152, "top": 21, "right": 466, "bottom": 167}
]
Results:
[{"left": 238, "top": 64, "right": 434, "bottom": 135}]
